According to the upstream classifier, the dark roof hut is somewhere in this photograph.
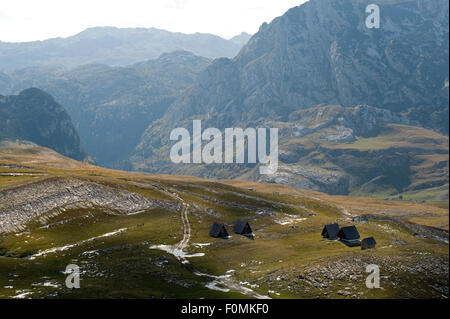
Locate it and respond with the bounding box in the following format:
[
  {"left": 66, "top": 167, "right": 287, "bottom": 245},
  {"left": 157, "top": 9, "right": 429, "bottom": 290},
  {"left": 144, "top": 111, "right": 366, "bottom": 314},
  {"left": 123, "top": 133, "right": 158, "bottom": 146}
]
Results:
[
  {"left": 209, "top": 222, "right": 229, "bottom": 238},
  {"left": 233, "top": 219, "right": 253, "bottom": 235},
  {"left": 321, "top": 223, "right": 339, "bottom": 239},
  {"left": 338, "top": 226, "right": 360, "bottom": 240},
  {"left": 361, "top": 237, "right": 377, "bottom": 250},
  {"left": 337, "top": 226, "right": 361, "bottom": 247}
]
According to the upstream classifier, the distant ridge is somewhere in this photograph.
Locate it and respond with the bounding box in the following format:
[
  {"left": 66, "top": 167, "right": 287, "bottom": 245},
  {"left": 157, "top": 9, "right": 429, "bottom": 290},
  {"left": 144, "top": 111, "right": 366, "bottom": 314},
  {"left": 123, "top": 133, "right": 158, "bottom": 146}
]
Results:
[
  {"left": 0, "top": 27, "right": 250, "bottom": 70},
  {"left": 229, "top": 32, "right": 253, "bottom": 46}
]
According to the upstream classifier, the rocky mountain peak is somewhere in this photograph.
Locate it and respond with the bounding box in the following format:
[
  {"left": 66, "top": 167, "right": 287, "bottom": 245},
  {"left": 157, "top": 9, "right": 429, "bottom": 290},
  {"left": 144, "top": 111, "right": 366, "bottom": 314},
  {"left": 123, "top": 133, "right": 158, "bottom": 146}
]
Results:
[{"left": 167, "top": 0, "right": 448, "bottom": 132}]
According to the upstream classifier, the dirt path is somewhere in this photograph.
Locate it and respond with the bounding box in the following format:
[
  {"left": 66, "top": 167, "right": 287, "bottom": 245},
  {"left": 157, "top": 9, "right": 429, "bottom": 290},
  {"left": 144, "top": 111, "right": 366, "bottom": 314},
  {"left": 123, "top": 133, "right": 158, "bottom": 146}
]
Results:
[
  {"left": 175, "top": 199, "right": 191, "bottom": 251},
  {"left": 164, "top": 190, "right": 191, "bottom": 252}
]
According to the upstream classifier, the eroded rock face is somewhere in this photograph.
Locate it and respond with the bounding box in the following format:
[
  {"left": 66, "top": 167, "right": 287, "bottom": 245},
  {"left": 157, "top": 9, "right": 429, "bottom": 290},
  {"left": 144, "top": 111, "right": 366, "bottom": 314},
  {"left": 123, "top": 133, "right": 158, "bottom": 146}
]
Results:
[
  {"left": 0, "top": 178, "right": 177, "bottom": 233},
  {"left": 257, "top": 164, "right": 350, "bottom": 195}
]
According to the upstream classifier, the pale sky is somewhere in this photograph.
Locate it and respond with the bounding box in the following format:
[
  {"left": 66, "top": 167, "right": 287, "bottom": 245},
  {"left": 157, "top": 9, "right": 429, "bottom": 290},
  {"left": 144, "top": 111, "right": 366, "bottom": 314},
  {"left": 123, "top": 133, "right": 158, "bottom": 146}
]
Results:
[{"left": 0, "top": 0, "right": 307, "bottom": 43}]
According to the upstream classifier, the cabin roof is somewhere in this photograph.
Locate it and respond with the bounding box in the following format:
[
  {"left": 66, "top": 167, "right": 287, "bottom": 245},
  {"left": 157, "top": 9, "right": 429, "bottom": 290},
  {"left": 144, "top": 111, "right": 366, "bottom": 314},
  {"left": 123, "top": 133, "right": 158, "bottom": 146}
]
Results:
[
  {"left": 233, "top": 219, "right": 252, "bottom": 234},
  {"left": 338, "top": 226, "right": 360, "bottom": 240},
  {"left": 322, "top": 223, "right": 339, "bottom": 239},
  {"left": 362, "top": 237, "right": 376, "bottom": 246},
  {"left": 209, "top": 222, "right": 229, "bottom": 238}
]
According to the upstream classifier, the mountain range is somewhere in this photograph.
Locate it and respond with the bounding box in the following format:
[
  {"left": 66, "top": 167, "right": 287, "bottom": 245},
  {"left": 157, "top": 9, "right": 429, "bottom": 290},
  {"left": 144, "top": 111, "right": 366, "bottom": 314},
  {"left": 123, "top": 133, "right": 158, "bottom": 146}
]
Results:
[
  {"left": 0, "top": 51, "right": 211, "bottom": 165},
  {"left": 0, "top": 0, "right": 448, "bottom": 202},
  {"left": 128, "top": 0, "right": 449, "bottom": 200},
  {"left": 0, "top": 0, "right": 448, "bottom": 301},
  {"left": 0, "top": 27, "right": 251, "bottom": 70}
]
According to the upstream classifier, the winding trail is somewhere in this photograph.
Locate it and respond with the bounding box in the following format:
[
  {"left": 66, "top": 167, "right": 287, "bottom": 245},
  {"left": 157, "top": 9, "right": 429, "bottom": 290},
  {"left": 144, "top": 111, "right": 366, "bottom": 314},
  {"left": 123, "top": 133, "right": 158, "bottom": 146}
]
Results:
[
  {"left": 176, "top": 201, "right": 191, "bottom": 251},
  {"left": 149, "top": 184, "right": 271, "bottom": 299},
  {"left": 161, "top": 189, "right": 192, "bottom": 252}
]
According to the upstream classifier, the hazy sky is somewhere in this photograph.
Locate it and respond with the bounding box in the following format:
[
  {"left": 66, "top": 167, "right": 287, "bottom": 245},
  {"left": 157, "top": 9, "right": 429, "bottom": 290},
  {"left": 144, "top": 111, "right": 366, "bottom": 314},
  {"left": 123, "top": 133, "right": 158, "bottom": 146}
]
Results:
[{"left": 0, "top": 0, "right": 307, "bottom": 42}]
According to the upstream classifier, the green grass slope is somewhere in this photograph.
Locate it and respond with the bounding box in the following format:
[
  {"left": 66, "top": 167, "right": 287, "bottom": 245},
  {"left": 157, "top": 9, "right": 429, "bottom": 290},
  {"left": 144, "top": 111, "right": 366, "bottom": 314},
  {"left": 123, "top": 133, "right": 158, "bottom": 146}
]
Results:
[{"left": 0, "top": 143, "right": 448, "bottom": 299}]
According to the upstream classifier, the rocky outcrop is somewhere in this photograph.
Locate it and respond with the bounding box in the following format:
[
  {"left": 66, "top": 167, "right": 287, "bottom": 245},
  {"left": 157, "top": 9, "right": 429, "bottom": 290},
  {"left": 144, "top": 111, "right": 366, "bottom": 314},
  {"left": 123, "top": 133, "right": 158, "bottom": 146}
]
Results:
[
  {"left": 266, "top": 253, "right": 449, "bottom": 298},
  {"left": 0, "top": 178, "right": 177, "bottom": 233},
  {"left": 257, "top": 163, "right": 350, "bottom": 195}
]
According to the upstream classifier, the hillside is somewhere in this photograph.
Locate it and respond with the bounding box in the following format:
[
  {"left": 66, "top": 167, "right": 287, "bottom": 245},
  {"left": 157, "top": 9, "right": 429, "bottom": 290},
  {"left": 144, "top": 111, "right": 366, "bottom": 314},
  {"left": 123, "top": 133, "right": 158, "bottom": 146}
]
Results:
[
  {"left": 255, "top": 107, "right": 449, "bottom": 202},
  {"left": 0, "top": 27, "right": 250, "bottom": 70},
  {"left": 0, "top": 89, "right": 85, "bottom": 160},
  {"left": 0, "top": 142, "right": 447, "bottom": 299},
  {"left": 130, "top": 104, "right": 449, "bottom": 202}
]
